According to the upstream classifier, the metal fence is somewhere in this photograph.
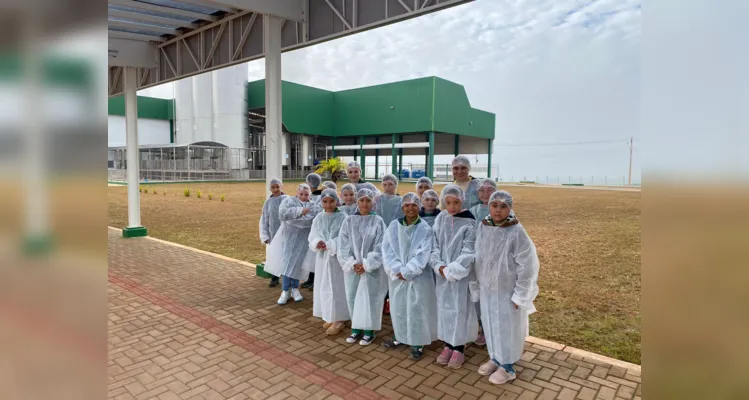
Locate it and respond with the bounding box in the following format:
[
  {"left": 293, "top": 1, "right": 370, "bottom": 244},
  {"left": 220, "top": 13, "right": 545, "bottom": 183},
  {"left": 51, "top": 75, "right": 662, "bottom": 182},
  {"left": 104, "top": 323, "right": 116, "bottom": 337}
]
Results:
[{"left": 497, "top": 175, "right": 638, "bottom": 186}]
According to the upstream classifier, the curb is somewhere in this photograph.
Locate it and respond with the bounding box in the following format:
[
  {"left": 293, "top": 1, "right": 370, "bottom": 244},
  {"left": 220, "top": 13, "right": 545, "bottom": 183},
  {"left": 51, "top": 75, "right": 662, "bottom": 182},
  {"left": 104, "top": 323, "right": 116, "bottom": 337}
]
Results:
[{"left": 108, "top": 226, "right": 641, "bottom": 373}]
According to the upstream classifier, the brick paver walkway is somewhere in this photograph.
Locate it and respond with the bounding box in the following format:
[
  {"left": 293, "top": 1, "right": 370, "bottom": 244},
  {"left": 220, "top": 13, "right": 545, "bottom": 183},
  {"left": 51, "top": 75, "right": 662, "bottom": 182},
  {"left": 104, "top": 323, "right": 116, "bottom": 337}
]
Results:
[{"left": 108, "top": 229, "right": 641, "bottom": 400}]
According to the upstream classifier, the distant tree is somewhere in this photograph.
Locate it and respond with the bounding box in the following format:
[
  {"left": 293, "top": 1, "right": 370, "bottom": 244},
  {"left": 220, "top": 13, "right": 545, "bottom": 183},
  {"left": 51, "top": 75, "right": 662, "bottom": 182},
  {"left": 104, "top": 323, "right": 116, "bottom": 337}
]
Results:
[{"left": 315, "top": 157, "right": 347, "bottom": 183}]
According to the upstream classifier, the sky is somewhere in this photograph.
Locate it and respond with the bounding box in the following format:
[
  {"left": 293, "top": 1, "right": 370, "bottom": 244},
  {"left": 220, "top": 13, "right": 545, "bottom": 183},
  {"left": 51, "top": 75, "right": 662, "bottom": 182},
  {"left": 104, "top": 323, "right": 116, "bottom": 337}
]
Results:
[{"left": 140, "top": 0, "right": 642, "bottom": 184}]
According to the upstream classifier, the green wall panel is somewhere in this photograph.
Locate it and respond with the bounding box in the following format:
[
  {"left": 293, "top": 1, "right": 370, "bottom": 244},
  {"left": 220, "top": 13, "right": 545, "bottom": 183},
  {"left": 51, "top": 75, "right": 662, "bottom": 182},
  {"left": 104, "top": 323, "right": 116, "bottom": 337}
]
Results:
[
  {"left": 247, "top": 80, "right": 334, "bottom": 135},
  {"left": 432, "top": 77, "right": 495, "bottom": 139},
  {"left": 108, "top": 95, "right": 174, "bottom": 121}
]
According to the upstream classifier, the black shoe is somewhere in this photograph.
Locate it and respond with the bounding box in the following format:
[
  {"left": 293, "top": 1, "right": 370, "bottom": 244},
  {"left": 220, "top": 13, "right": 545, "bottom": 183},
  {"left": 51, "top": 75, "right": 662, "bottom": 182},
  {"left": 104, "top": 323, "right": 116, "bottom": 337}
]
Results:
[
  {"left": 382, "top": 338, "right": 402, "bottom": 349},
  {"left": 409, "top": 347, "right": 424, "bottom": 360},
  {"left": 269, "top": 277, "right": 279, "bottom": 288},
  {"left": 301, "top": 274, "right": 314, "bottom": 289}
]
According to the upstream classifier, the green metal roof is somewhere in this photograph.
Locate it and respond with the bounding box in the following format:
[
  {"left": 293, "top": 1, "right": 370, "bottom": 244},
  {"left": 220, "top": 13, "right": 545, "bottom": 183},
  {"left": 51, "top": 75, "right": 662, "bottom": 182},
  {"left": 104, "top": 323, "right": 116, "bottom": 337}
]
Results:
[
  {"left": 246, "top": 77, "right": 495, "bottom": 140},
  {"left": 108, "top": 96, "right": 175, "bottom": 120}
]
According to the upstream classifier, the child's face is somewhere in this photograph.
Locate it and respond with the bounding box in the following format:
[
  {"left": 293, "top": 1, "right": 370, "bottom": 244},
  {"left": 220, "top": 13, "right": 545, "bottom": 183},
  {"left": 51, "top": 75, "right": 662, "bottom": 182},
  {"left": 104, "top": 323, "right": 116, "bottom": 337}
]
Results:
[
  {"left": 297, "top": 190, "right": 310, "bottom": 202},
  {"left": 490, "top": 201, "right": 512, "bottom": 221},
  {"left": 478, "top": 185, "right": 495, "bottom": 204},
  {"left": 402, "top": 203, "right": 419, "bottom": 219},
  {"left": 357, "top": 197, "right": 372, "bottom": 214},
  {"left": 347, "top": 167, "right": 361, "bottom": 182},
  {"left": 321, "top": 196, "right": 337, "bottom": 212},
  {"left": 445, "top": 196, "right": 463, "bottom": 215},
  {"left": 422, "top": 196, "right": 438, "bottom": 211},
  {"left": 342, "top": 190, "right": 355, "bottom": 205},
  {"left": 270, "top": 184, "right": 282, "bottom": 196},
  {"left": 382, "top": 181, "right": 397, "bottom": 195},
  {"left": 452, "top": 165, "right": 469, "bottom": 181},
  {"left": 417, "top": 183, "right": 431, "bottom": 196}
]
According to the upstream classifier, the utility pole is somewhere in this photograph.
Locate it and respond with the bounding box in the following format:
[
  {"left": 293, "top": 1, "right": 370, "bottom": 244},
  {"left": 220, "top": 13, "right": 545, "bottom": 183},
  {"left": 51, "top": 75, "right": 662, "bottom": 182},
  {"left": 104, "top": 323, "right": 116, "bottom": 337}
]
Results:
[{"left": 627, "top": 136, "right": 633, "bottom": 185}]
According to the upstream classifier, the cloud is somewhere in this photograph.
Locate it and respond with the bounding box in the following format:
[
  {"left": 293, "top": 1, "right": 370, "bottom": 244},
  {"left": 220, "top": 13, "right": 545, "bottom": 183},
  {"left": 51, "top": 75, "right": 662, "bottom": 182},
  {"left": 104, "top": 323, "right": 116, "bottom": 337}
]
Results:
[{"left": 140, "top": 0, "right": 641, "bottom": 182}]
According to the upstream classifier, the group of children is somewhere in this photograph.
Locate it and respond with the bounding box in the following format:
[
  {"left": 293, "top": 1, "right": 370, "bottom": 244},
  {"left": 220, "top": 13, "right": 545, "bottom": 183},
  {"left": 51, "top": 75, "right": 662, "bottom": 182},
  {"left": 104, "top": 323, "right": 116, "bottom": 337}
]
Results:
[{"left": 260, "top": 159, "right": 539, "bottom": 385}]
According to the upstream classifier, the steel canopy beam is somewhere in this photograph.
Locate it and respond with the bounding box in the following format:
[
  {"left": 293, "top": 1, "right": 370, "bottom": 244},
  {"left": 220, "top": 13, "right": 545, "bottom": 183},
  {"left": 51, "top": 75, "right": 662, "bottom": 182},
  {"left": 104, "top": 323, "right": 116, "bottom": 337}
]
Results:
[
  {"left": 209, "top": 0, "right": 304, "bottom": 22},
  {"left": 109, "top": 0, "right": 219, "bottom": 22}
]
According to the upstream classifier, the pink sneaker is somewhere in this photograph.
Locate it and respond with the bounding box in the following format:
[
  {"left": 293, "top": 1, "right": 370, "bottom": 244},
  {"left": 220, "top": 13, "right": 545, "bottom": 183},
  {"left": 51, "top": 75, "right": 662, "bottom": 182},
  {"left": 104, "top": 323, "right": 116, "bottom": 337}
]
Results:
[
  {"left": 447, "top": 350, "right": 465, "bottom": 369},
  {"left": 489, "top": 368, "right": 517, "bottom": 385},
  {"left": 474, "top": 333, "right": 486, "bottom": 346},
  {"left": 478, "top": 360, "right": 499, "bottom": 376},
  {"left": 436, "top": 347, "right": 453, "bottom": 365}
]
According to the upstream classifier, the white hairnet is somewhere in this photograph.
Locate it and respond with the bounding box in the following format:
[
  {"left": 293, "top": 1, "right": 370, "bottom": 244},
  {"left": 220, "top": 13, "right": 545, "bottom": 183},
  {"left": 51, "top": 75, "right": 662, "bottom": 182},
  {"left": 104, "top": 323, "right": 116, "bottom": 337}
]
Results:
[
  {"left": 421, "top": 189, "right": 440, "bottom": 202},
  {"left": 357, "top": 188, "right": 376, "bottom": 201},
  {"left": 297, "top": 183, "right": 311, "bottom": 193},
  {"left": 320, "top": 188, "right": 340, "bottom": 204},
  {"left": 479, "top": 178, "right": 497, "bottom": 191},
  {"left": 441, "top": 184, "right": 465, "bottom": 203},
  {"left": 359, "top": 182, "right": 379, "bottom": 192},
  {"left": 401, "top": 192, "right": 421, "bottom": 208},
  {"left": 451, "top": 155, "right": 472, "bottom": 170},
  {"left": 305, "top": 173, "right": 322, "bottom": 188},
  {"left": 269, "top": 178, "right": 283, "bottom": 187},
  {"left": 416, "top": 177, "right": 433, "bottom": 190},
  {"left": 347, "top": 161, "right": 362, "bottom": 171},
  {"left": 322, "top": 181, "right": 337, "bottom": 191},
  {"left": 489, "top": 190, "right": 513, "bottom": 208},
  {"left": 341, "top": 183, "right": 357, "bottom": 194},
  {"left": 382, "top": 173, "right": 398, "bottom": 185}
]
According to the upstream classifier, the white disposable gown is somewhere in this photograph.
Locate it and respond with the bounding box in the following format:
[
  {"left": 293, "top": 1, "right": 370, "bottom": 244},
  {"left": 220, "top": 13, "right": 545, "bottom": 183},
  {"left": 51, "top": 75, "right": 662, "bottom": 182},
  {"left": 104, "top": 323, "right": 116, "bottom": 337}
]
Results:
[
  {"left": 337, "top": 213, "right": 389, "bottom": 331},
  {"left": 430, "top": 211, "right": 479, "bottom": 346},
  {"left": 475, "top": 221, "right": 539, "bottom": 365},
  {"left": 382, "top": 219, "right": 438, "bottom": 346},
  {"left": 419, "top": 209, "right": 441, "bottom": 227},
  {"left": 469, "top": 203, "right": 490, "bottom": 222},
  {"left": 259, "top": 194, "right": 288, "bottom": 244},
  {"left": 374, "top": 194, "right": 403, "bottom": 227},
  {"left": 340, "top": 204, "right": 358, "bottom": 216},
  {"left": 264, "top": 196, "right": 319, "bottom": 281},
  {"left": 309, "top": 211, "right": 350, "bottom": 323}
]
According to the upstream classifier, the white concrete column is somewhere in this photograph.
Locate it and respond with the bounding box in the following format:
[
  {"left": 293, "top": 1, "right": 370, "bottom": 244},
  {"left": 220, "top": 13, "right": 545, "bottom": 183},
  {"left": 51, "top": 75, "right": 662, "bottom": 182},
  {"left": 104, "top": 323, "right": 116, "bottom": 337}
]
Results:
[
  {"left": 123, "top": 67, "right": 146, "bottom": 236},
  {"left": 264, "top": 14, "right": 284, "bottom": 197}
]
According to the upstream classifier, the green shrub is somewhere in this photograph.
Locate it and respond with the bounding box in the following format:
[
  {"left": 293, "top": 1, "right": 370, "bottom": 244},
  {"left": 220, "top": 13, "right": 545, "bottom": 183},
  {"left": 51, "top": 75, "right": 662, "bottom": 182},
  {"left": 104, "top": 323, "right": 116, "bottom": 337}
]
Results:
[
  {"left": 152, "top": 189, "right": 157, "bottom": 194},
  {"left": 184, "top": 188, "right": 190, "bottom": 197},
  {"left": 220, "top": 194, "right": 226, "bottom": 202},
  {"left": 197, "top": 190, "right": 202, "bottom": 199},
  {"left": 208, "top": 193, "right": 213, "bottom": 200}
]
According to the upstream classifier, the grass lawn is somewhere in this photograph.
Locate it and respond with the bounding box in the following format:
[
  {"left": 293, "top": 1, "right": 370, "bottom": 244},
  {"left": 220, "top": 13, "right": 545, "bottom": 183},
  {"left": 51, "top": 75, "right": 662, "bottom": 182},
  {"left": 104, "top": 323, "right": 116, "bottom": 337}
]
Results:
[{"left": 108, "top": 180, "right": 641, "bottom": 363}]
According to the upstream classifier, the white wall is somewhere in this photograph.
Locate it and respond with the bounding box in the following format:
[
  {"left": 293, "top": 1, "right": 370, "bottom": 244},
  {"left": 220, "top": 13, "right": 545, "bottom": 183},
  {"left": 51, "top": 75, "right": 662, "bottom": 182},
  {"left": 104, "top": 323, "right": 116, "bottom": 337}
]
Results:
[{"left": 108, "top": 116, "right": 170, "bottom": 147}]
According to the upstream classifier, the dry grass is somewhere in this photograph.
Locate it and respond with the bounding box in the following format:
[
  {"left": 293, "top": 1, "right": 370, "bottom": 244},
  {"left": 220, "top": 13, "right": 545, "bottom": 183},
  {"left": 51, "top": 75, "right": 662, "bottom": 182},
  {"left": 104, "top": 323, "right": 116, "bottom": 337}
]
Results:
[{"left": 108, "top": 181, "right": 640, "bottom": 363}]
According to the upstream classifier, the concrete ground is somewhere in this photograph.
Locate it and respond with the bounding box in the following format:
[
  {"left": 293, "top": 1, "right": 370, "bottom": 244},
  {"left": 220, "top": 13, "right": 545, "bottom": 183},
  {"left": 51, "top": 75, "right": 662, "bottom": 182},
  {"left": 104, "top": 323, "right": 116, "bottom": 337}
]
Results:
[{"left": 108, "top": 229, "right": 641, "bottom": 400}]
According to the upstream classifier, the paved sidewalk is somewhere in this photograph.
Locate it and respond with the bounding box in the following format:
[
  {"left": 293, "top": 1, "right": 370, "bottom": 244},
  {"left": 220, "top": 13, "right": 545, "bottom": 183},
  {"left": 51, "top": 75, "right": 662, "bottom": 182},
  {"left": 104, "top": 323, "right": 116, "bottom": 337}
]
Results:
[{"left": 108, "top": 229, "right": 641, "bottom": 400}]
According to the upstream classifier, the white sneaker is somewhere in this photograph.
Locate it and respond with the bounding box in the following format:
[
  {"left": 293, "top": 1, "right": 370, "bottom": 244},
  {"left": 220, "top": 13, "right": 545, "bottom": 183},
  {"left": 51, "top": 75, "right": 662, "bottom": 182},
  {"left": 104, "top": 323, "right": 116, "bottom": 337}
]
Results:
[
  {"left": 277, "top": 291, "right": 291, "bottom": 305},
  {"left": 291, "top": 288, "right": 304, "bottom": 302}
]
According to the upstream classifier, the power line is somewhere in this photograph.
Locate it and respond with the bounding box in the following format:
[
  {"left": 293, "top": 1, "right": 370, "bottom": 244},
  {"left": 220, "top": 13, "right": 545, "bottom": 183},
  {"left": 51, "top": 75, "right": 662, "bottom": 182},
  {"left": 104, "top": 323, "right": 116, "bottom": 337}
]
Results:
[{"left": 498, "top": 138, "right": 635, "bottom": 147}]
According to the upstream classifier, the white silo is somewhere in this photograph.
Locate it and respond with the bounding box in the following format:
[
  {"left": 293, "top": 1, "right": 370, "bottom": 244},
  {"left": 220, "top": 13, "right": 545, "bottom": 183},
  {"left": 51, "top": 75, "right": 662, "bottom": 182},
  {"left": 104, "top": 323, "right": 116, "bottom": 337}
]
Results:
[
  {"left": 211, "top": 64, "right": 247, "bottom": 170},
  {"left": 192, "top": 72, "right": 213, "bottom": 143},
  {"left": 174, "top": 77, "right": 194, "bottom": 144}
]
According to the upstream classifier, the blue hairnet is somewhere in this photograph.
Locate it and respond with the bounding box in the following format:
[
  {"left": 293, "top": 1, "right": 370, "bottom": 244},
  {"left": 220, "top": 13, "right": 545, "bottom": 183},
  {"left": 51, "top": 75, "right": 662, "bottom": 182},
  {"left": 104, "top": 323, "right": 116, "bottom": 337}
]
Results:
[
  {"left": 441, "top": 184, "right": 465, "bottom": 203},
  {"left": 320, "top": 188, "right": 340, "bottom": 204},
  {"left": 401, "top": 192, "right": 421, "bottom": 208},
  {"left": 416, "top": 177, "right": 433, "bottom": 190},
  {"left": 382, "top": 174, "right": 398, "bottom": 185},
  {"left": 305, "top": 173, "right": 322, "bottom": 188},
  {"left": 322, "top": 181, "right": 337, "bottom": 191},
  {"left": 347, "top": 161, "right": 362, "bottom": 171},
  {"left": 421, "top": 189, "right": 439, "bottom": 202},
  {"left": 451, "top": 155, "right": 472, "bottom": 170},
  {"left": 489, "top": 190, "right": 513, "bottom": 208},
  {"left": 357, "top": 188, "right": 376, "bottom": 201},
  {"left": 341, "top": 183, "right": 357, "bottom": 194},
  {"left": 269, "top": 178, "right": 283, "bottom": 188}
]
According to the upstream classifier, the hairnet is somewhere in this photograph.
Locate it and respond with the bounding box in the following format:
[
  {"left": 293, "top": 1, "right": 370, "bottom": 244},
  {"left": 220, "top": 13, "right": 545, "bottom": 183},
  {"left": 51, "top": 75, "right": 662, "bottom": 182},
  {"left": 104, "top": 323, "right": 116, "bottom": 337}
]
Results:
[
  {"left": 451, "top": 155, "right": 472, "bottom": 170},
  {"left": 320, "top": 188, "right": 340, "bottom": 204},
  {"left": 401, "top": 192, "right": 421, "bottom": 208},
  {"left": 347, "top": 161, "right": 362, "bottom": 171},
  {"left": 305, "top": 173, "right": 322, "bottom": 188},
  {"left": 356, "top": 188, "right": 376, "bottom": 201},
  {"left": 489, "top": 190, "right": 513, "bottom": 208},
  {"left": 269, "top": 178, "right": 283, "bottom": 188},
  {"left": 359, "top": 182, "right": 379, "bottom": 192},
  {"left": 341, "top": 183, "right": 357, "bottom": 194},
  {"left": 478, "top": 178, "right": 497, "bottom": 191},
  {"left": 421, "top": 189, "right": 439, "bottom": 202},
  {"left": 322, "top": 181, "right": 337, "bottom": 191},
  {"left": 382, "top": 173, "right": 398, "bottom": 185},
  {"left": 441, "top": 184, "right": 465, "bottom": 203},
  {"left": 297, "top": 183, "right": 311, "bottom": 193},
  {"left": 416, "top": 177, "right": 433, "bottom": 189}
]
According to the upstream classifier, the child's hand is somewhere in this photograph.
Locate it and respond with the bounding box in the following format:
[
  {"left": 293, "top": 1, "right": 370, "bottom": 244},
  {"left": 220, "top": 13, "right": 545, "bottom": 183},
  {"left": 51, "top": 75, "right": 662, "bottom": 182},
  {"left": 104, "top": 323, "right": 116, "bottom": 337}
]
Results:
[
  {"left": 513, "top": 302, "right": 519, "bottom": 310},
  {"left": 301, "top": 207, "right": 310, "bottom": 216},
  {"left": 397, "top": 273, "right": 406, "bottom": 281},
  {"left": 439, "top": 265, "right": 446, "bottom": 278},
  {"left": 317, "top": 241, "right": 327, "bottom": 250},
  {"left": 354, "top": 264, "right": 365, "bottom": 274}
]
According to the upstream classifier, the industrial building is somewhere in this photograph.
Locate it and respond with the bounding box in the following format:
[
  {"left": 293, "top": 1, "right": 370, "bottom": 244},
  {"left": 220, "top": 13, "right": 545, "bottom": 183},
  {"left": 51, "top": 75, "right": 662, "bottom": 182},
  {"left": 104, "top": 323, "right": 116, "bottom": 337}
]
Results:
[{"left": 108, "top": 71, "right": 495, "bottom": 182}]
